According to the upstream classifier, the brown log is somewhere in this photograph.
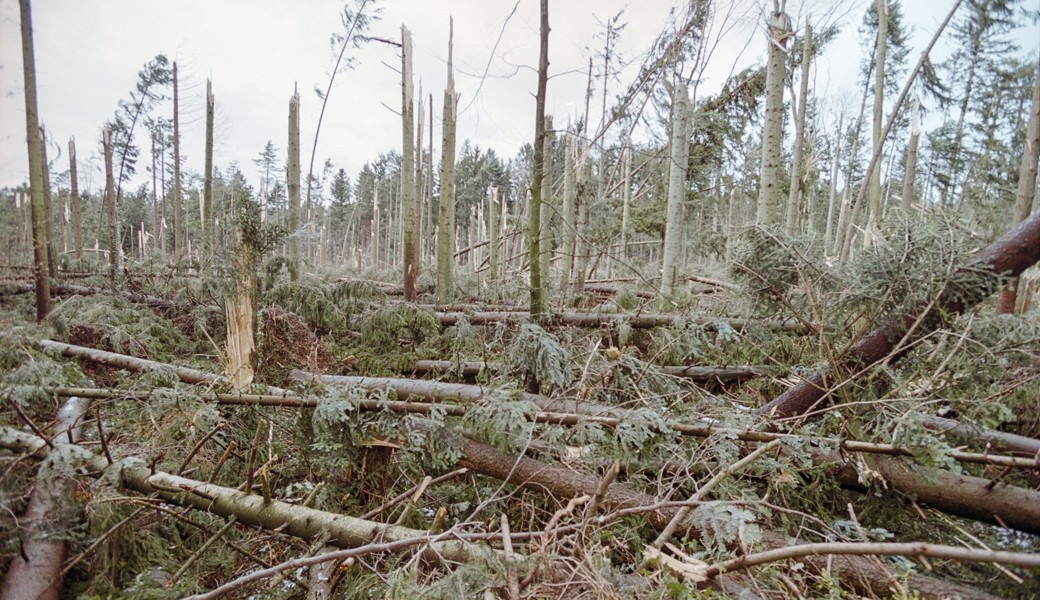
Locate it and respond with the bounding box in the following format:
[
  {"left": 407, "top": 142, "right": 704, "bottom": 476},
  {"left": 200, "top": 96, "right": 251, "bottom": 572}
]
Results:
[
  {"left": 446, "top": 428, "right": 997, "bottom": 600},
  {"left": 0, "top": 397, "right": 88, "bottom": 600},
  {"left": 760, "top": 210, "right": 1040, "bottom": 420}
]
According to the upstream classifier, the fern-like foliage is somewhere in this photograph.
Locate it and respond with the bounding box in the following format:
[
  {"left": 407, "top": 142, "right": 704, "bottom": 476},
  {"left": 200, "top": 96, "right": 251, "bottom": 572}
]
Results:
[
  {"left": 504, "top": 324, "right": 573, "bottom": 390},
  {"left": 357, "top": 304, "right": 440, "bottom": 353}
]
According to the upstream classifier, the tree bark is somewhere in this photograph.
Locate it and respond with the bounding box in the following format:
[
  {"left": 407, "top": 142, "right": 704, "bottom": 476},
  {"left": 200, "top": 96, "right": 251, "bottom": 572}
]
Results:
[
  {"left": 203, "top": 79, "right": 214, "bottom": 257},
  {"left": 760, "top": 209, "right": 1040, "bottom": 420},
  {"left": 288, "top": 88, "right": 302, "bottom": 281},
  {"left": 401, "top": 26, "right": 417, "bottom": 301},
  {"left": 69, "top": 137, "right": 83, "bottom": 260},
  {"left": 40, "top": 128, "right": 56, "bottom": 276},
  {"left": 540, "top": 115, "right": 553, "bottom": 286},
  {"left": 756, "top": 10, "right": 790, "bottom": 226},
  {"left": 559, "top": 130, "right": 576, "bottom": 296},
  {"left": 18, "top": 0, "right": 49, "bottom": 323},
  {"left": 996, "top": 55, "right": 1039, "bottom": 314},
  {"left": 785, "top": 17, "right": 812, "bottom": 235},
  {"left": 901, "top": 98, "right": 921, "bottom": 212},
  {"left": 661, "top": 84, "right": 691, "bottom": 294},
  {"left": 488, "top": 187, "right": 499, "bottom": 283},
  {"left": 432, "top": 310, "right": 807, "bottom": 333},
  {"left": 528, "top": 0, "right": 550, "bottom": 316},
  {"left": 172, "top": 61, "right": 182, "bottom": 260},
  {"left": 437, "top": 19, "right": 458, "bottom": 305},
  {"left": 864, "top": 0, "right": 887, "bottom": 245},
  {"left": 103, "top": 128, "right": 117, "bottom": 281},
  {"left": 0, "top": 396, "right": 88, "bottom": 600}
]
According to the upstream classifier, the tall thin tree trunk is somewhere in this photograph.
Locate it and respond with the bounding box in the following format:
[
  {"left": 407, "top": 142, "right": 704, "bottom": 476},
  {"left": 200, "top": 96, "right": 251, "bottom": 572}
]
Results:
[
  {"left": 528, "top": 0, "right": 549, "bottom": 316},
  {"left": 824, "top": 113, "right": 843, "bottom": 253},
  {"left": 401, "top": 26, "right": 418, "bottom": 300},
  {"left": 172, "top": 61, "right": 182, "bottom": 260},
  {"left": 900, "top": 98, "right": 921, "bottom": 213},
  {"left": 757, "top": 8, "right": 790, "bottom": 225},
  {"left": 661, "top": 84, "right": 691, "bottom": 295},
  {"left": 619, "top": 141, "right": 632, "bottom": 272},
  {"left": 489, "top": 187, "right": 499, "bottom": 284},
  {"left": 19, "top": 0, "right": 49, "bottom": 321},
  {"left": 40, "top": 128, "right": 56, "bottom": 276},
  {"left": 416, "top": 87, "right": 424, "bottom": 268},
  {"left": 864, "top": 0, "right": 887, "bottom": 247},
  {"left": 427, "top": 94, "right": 434, "bottom": 264},
  {"left": 559, "top": 130, "right": 576, "bottom": 296},
  {"left": 540, "top": 115, "right": 553, "bottom": 286},
  {"left": 785, "top": 17, "right": 812, "bottom": 235},
  {"left": 437, "top": 19, "right": 458, "bottom": 305},
  {"left": 372, "top": 186, "right": 381, "bottom": 266},
  {"left": 571, "top": 148, "right": 592, "bottom": 295},
  {"left": 103, "top": 129, "right": 117, "bottom": 282},
  {"left": 203, "top": 79, "right": 214, "bottom": 257},
  {"left": 997, "top": 56, "right": 1040, "bottom": 314},
  {"left": 69, "top": 137, "right": 82, "bottom": 260},
  {"left": 288, "top": 89, "right": 301, "bottom": 281}
]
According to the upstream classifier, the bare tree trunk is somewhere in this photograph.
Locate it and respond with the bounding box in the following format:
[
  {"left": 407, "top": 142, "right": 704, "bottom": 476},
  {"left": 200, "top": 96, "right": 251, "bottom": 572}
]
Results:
[
  {"left": 824, "top": 113, "right": 843, "bottom": 253},
  {"left": 172, "top": 61, "right": 182, "bottom": 260},
  {"left": 19, "top": 0, "right": 48, "bottom": 322},
  {"left": 559, "top": 130, "right": 576, "bottom": 297},
  {"left": 203, "top": 79, "right": 214, "bottom": 257},
  {"left": 40, "top": 127, "right": 56, "bottom": 277},
  {"left": 756, "top": 9, "right": 790, "bottom": 225},
  {"left": 997, "top": 56, "right": 1039, "bottom": 314},
  {"left": 103, "top": 129, "right": 117, "bottom": 281},
  {"left": 427, "top": 94, "right": 435, "bottom": 264},
  {"left": 661, "top": 84, "right": 691, "bottom": 295},
  {"left": 539, "top": 115, "right": 553, "bottom": 285},
  {"left": 69, "top": 137, "right": 82, "bottom": 260},
  {"left": 571, "top": 148, "right": 592, "bottom": 296},
  {"left": 288, "top": 89, "right": 301, "bottom": 281},
  {"left": 619, "top": 141, "right": 632, "bottom": 271},
  {"left": 401, "top": 26, "right": 418, "bottom": 300},
  {"left": 415, "top": 87, "right": 424, "bottom": 271},
  {"left": 372, "top": 186, "right": 381, "bottom": 266},
  {"left": 437, "top": 19, "right": 458, "bottom": 305},
  {"left": 488, "top": 187, "right": 499, "bottom": 283},
  {"left": 528, "top": 0, "right": 549, "bottom": 316},
  {"left": 901, "top": 98, "right": 921, "bottom": 212},
  {"left": 785, "top": 17, "right": 812, "bottom": 235},
  {"left": 864, "top": 0, "right": 887, "bottom": 247}
]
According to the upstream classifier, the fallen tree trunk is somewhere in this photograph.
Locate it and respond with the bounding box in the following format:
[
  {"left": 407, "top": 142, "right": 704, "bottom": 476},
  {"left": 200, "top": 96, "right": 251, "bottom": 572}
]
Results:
[
  {"left": 38, "top": 339, "right": 289, "bottom": 395},
  {"left": 0, "top": 427, "right": 487, "bottom": 566},
  {"left": 760, "top": 210, "right": 1040, "bottom": 420},
  {"left": 442, "top": 427, "right": 999, "bottom": 600},
  {"left": 406, "top": 359, "right": 778, "bottom": 384},
  {"left": 45, "top": 385, "right": 1040, "bottom": 471},
  {"left": 917, "top": 413, "right": 1040, "bottom": 458},
  {"left": 0, "top": 282, "right": 197, "bottom": 310},
  {"left": 434, "top": 310, "right": 808, "bottom": 333},
  {"left": 0, "top": 396, "right": 88, "bottom": 600}
]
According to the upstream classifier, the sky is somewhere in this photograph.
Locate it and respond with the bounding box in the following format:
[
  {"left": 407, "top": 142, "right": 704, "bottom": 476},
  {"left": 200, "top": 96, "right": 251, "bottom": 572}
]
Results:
[{"left": 0, "top": 0, "right": 1037, "bottom": 196}]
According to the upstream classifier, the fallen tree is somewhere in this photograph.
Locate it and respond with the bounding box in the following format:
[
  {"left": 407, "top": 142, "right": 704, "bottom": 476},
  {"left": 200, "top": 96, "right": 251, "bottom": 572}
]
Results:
[
  {"left": 759, "top": 210, "right": 1040, "bottom": 421},
  {"left": 434, "top": 310, "right": 809, "bottom": 333},
  {"left": 406, "top": 359, "right": 778, "bottom": 384}
]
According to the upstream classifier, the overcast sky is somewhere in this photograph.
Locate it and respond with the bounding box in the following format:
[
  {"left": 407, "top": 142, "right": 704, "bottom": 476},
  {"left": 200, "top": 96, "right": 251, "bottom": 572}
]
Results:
[{"left": 1, "top": 0, "right": 1037, "bottom": 195}]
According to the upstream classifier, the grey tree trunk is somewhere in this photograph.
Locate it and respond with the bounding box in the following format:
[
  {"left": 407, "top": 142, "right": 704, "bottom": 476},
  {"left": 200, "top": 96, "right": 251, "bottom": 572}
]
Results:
[
  {"left": 661, "top": 84, "right": 691, "bottom": 295},
  {"left": 824, "top": 113, "right": 843, "bottom": 253},
  {"left": 68, "top": 137, "right": 82, "bottom": 260},
  {"left": 864, "top": 0, "right": 887, "bottom": 246},
  {"left": 901, "top": 98, "right": 921, "bottom": 212},
  {"left": 570, "top": 144, "right": 592, "bottom": 296},
  {"left": 103, "top": 129, "right": 117, "bottom": 281},
  {"left": 203, "top": 79, "right": 214, "bottom": 256},
  {"left": 372, "top": 187, "right": 380, "bottom": 266},
  {"left": 401, "top": 26, "right": 417, "bottom": 300},
  {"left": 756, "top": 9, "right": 790, "bottom": 225},
  {"left": 416, "top": 87, "right": 424, "bottom": 270},
  {"left": 785, "top": 17, "right": 812, "bottom": 235},
  {"left": 559, "top": 130, "right": 576, "bottom": 296},
  {"left": 539, "top": 115, "right": 553, "bottom": 285},
  {"left": 618, "top": 141, "right": 632, "bottom": 272},
  {"left": 437, "top": 18, "right": 458, "bottom": 305},
  {"left": 40, "top": 127, "right": 55, "bottom": 276},
  {"left": 997, "top": 56, "right": 1040, "bottom": 314},
  {"left": 172, "top": 61, "right": 182, "bottom": 259},
  {"left": 19, "top": 0, "right": 49, "bottom": 321},
  {"left": 528, "top": 0, "right": 549, "bottom": 316},
  {"left": 488, "top": 187, "right": 499, "bottom": 283},
  {"left": 288, "top": 89, "right": 301, "bottom": 281}
]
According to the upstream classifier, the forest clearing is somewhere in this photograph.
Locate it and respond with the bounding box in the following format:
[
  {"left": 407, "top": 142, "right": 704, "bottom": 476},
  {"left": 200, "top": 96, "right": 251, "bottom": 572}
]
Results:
[{"left": 2, "top": 0, "right": 1040, "bottom": 598}]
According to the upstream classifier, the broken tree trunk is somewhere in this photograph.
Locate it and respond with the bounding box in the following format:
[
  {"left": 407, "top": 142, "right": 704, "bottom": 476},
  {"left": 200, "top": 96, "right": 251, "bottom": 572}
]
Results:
[
  {"left": 759, "top": 210, "right": 1040, "bottom": 420},
  {"left": 916, "top": 413, "right": 1040, "bottom": 457},
  {"left": 0, "top": 396, "right": 88, "bottom": 600}
]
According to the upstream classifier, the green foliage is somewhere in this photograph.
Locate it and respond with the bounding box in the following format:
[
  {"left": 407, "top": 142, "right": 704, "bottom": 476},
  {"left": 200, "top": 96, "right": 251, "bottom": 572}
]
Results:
[
  {"left": 263, "top": 276, "right": 386, "bottom": 335},
  {"left": 689, "top": 501, "right": 762, "bottom": 559},
  {"left": 48, "top": 294, "right": 189, "bottom": 361},
  {"left": 357, "top": 303, "right": 440, "bottom": 353},
  {"left": 463, "top": 388, "right": 538, "bottom": 453},
  {"left": 504, "top": 323, "right": 573, "bottom": 389}
]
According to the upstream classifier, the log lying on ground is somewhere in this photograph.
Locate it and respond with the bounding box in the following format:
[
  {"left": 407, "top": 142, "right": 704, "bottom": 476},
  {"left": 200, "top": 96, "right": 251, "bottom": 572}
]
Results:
[
  {"left": 759, "top": 210, "right": 1040, "bottom": 421},
  {"left": 0, "top": 396, "right": 88, "bottom": 600},
  {"left": 583, "top": 283, "right": 655, "bottom": 299},
  {"left": 0, "top": 282, "right": 214, "bottom": 311},
  {"left": 406, "top": 359, "right": 778, "bottom": 384},
  {"left": 917, "top": 414, "right": 1040, "bottom": 458},
  {"left": 0, "top": 427, "right": 487, "bottom": 566},
  {"left": 435, "top": 426, "right": 1000, "bottom": 600},
  {"left": 434, "top": 310, "right": 809, "bottom": 333},
  {"left": 38, "top": 339, "right": 289, "bottom": 395},
  {"left": 46, "top": 385, "right": 1040, "bottom": 471}
]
